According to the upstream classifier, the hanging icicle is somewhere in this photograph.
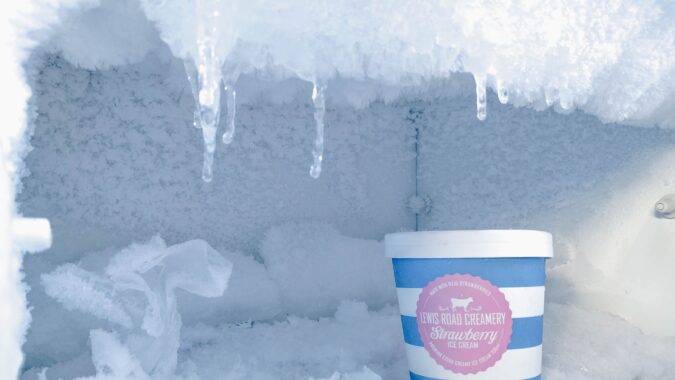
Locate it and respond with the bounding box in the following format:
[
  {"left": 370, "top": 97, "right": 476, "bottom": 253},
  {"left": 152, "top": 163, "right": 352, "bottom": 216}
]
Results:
[
  {"left": 474, "top": 74, "right": 487, "bottom": 121},
  {"left": 496, "top": 79, "right": 509, "bottom": 104},
  {"left": 193, "top": 0, "right": 223, "bottom": 182},
  {"left": 559, "top": 90, "right": 573, "bottom": 110},
  {"left": 544, "top": 87, "right": 557, "bottom": 107},
  {"left": 222, "top": 85, "right": 236, "bottom": 144},
  {"left": 183, "top": 59, "right": 202, "bottom": 129},
  {"left": 309, "top": 82, "right": 327, "bottom": 179}
]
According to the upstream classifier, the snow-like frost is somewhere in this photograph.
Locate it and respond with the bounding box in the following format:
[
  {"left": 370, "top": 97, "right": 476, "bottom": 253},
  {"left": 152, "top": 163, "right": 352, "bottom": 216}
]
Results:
[
  {"left": 95, "top": 0, "right": 675, "bottom": 129},
  {"left": 39, "top": 0, "right": 675, "bottom": 181},
  {"left": 48, "top": 0, "right": 161, "bottom": 69},
  {"left": 261, "top": 223, "right": 396, "bottom": 317},
  {"left": 177, "top": 300, "right": 407, "bottom": 380},
  {"left": 177, "top": 246, "right": 282, "bottom": 326},
  {"left": 42, "top": 264, "right": 133, "bottom": 329},
  {"left": 310, "top": 367, "right": 383, "bottom": 380},
  {"left": 21, "top": 222, "right": 675, "bottom": 379}
]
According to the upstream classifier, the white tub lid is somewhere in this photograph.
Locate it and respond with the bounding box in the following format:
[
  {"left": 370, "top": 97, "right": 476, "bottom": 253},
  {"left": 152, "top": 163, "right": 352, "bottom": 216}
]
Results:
[{"left": 385, "top": 229, "right": 553, "bottom": 259}]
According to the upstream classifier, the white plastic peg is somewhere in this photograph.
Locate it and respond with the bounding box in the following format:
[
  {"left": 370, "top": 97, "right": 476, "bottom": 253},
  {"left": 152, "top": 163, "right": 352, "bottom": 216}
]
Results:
[{"left": 11, "top": 217, "right": 52, "bottom": 253}]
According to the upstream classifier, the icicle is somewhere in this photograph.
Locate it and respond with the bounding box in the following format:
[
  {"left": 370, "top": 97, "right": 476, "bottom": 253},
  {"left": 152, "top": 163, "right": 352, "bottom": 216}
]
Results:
[
  {"left": 183, "top": 59, "right": 201, "bottom": 129},
  {"left": 309, "top": 82, "right": 326, "bottom": 179},
  {"left": 194, "top": 0, "right": 223, "bottom": 182},
  {"left": 496, "top": 79, "right": 509, "bottom": 104},
  {"left": 198, "top": 95, "right": 220, "bottom": 183},
  {"left": 544, "top": 88, "right": 557, "bottom": 107},
  {"left": 201, "top": 123, "right": 217, "bottom": 182},
  {"left": 559, "top": 91, "right": 573, "bottom": 110},
  {"left": 474, "top": 74, "right": 487, "bottom": 121},
  {"left": 222, "top": 85, "right": 236, "bottom": 144}
]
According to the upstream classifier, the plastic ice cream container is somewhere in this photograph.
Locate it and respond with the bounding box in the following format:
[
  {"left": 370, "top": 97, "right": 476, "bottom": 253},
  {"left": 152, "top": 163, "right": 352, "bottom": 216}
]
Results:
[{"left": 385, "top": 230, "right": 553, "bottom": 380}]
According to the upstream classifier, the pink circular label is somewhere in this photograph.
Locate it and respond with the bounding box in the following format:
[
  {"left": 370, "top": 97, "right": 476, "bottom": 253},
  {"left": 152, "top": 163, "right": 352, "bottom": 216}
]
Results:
[{"left": 416, "top": 274, "right": 512, "bottom": 374}]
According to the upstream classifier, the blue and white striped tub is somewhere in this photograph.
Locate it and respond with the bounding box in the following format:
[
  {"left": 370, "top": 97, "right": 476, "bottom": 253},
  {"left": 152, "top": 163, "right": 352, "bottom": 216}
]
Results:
[{"left": 385, "top": 230, "right": 553, "bottom": 380}]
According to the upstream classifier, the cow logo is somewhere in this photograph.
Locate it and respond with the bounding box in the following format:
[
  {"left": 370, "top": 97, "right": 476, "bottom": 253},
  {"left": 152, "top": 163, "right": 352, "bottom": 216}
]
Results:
[{"left": 416, "top": 274, "right": 512, "bottom": 374}]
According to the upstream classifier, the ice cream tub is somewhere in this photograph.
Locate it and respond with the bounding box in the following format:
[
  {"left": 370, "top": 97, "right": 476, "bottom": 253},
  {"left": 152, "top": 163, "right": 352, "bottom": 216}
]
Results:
[{"left": 385, "top": 230, "right": 553, "bottom": 380}]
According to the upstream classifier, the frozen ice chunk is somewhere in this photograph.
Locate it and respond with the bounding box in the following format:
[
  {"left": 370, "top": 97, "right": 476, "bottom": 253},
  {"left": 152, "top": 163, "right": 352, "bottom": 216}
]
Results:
[{"left": 260, "top": 223, "right": 395, "bottom": 317}]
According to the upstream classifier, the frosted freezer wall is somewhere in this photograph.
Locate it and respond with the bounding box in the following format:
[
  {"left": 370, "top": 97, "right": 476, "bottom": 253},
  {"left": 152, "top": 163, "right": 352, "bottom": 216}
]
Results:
[
  {"left": 18, "top": 50, "right": 418, "bottom": 370},
  {"left": 18, "top": 51, "right": 675, "bottom": 375},
  {"left": 415, "top": 85, "right": 675, "bottom": 336},
  {"left": 19, "top": 53, "right": 417, "bottom": 257}
]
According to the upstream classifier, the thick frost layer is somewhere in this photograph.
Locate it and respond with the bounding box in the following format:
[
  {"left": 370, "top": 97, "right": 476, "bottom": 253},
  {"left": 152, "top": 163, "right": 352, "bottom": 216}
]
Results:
[
  {"left": 261, "top": 223, "right": 396, "bottom": 317},
  {"left": 41, "top": 0, "right": 673, "bottom": 129},
  {"left": 177, "top": 301, "right": 675, "bottom": 379},
  {"left": 19, "top": 52, "right": 416, "bottom": 255},
  {"left": 177, "top": 300, "right": 407, "bottom": 380},
  {"left": 416, "top": 92, "right": 675, "bottom": 337},
  {"left": 36, "top": 0, "right": 675, "bottom": 180},
  {"left": 310, "top": 367, "right": 383, "bottom": 380},
  {"left": 25, "top": 226, "right": 404, "bottom": 379}
]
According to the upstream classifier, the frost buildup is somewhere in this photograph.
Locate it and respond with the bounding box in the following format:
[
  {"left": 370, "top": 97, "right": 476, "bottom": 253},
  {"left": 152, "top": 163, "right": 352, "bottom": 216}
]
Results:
[
  {"left": 310, "top": 82, "right": 327, "bottom": 179},
  {"left": 474, "top": 74, "right": 487, "bottom": 121}
]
